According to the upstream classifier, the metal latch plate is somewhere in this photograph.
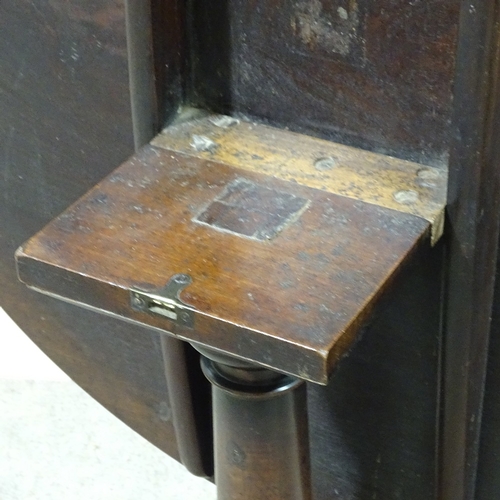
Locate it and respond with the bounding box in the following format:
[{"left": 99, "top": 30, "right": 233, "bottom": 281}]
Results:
[{"left": 130, "top": 274, "right": 194, "bottom": 328}]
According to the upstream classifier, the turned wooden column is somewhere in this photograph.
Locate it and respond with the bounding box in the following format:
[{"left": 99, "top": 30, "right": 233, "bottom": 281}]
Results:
[{"left": 196, "top": 348, "right": 311, "bottom": 500}]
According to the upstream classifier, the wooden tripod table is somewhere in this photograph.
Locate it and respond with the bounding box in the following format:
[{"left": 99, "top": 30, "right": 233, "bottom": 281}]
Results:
[{"left": 16, "top": 115, "right": 446, "bottom": 499}]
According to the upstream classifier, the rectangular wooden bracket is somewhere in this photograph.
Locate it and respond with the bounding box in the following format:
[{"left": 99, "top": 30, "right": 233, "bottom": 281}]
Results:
[
  {"left": 15, "top": 114, "right": 446, "bottom": 384},
  {"left": 154, "top": 110, "right": 447, "bottom": 244}
]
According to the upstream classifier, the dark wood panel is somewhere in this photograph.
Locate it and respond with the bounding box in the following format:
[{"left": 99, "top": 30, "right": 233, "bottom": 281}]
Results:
[
  {"left": 476, "top": 238, "right": 500, "bottom": 499},
  {"left": 463, "top": 2, "right": 500, "bottom": 498},
  {"left": 308, "top": 244, "right": 443, "bottom": 499},
  {"left": 151, "top": 0, "right": 186, "bottom": 127},
  {"left": 0, "top": 0, "right": 181, "bottom": 461},
  {"left": 442, "top": 1, "right": 500, "bottom": 499},
  {"left": 126, "top": 0, "right": 186, "bottom": 148},
  {"left": 189, "top": 0, "right": 460, "bottom": 166}
]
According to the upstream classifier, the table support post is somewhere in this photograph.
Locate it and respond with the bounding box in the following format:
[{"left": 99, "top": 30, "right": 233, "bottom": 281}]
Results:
[{"left": 197, "top": 350, "right": 311, "bottom": 500}]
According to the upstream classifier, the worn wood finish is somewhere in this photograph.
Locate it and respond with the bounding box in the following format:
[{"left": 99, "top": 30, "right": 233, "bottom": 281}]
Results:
[
  {"left": 153, "top": 115, "right": 447, "bottom": 242},
  {"left": 189, "top": 0, "right": 460, "bottom": 166},
  {"left": 16, "top": 143, "right": 431, "bottom": 383},
  {"left": 0, "top": 0, "right": 183, "bottom": 461},
  {"left": 442, "top": 0, "right": 500, "bottom": 498}
]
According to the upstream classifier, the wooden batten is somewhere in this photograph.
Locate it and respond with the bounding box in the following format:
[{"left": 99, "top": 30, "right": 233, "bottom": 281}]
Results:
[{"left": 153, "top": 113, "right": 447, "bottom": 244}]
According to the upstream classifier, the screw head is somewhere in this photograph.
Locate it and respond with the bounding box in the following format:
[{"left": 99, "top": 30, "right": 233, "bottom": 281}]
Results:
[
  {"left": 314, "top": 157, "right": 337, "bottom": 171},
  {"left": 173, "top": 274, "right": 191, "bottom": 285},
  {"left": 179, "top": 311, "right": 190, "bottom": 323},
  {"left": 417, "top": 168, "right": 440, "bottom": 180},
  {"left": 393, "top": 190, "right": 419, "bottom": 205},
  {"left": 132, "top": 295, "right": 145, "bottom": 307}
]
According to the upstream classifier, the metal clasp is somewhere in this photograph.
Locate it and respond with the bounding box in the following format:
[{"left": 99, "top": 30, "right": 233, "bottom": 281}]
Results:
[{"left": 130, "top": 273, "right": 194, "bottom": 328}]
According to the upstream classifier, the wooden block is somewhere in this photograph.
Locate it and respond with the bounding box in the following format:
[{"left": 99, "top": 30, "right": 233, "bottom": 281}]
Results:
[
  {"left": 152, "top": 113, "right": 447, "bottom": 243},
  {"left": 16, "top": 136, "right": 431, "bottom": 384}
]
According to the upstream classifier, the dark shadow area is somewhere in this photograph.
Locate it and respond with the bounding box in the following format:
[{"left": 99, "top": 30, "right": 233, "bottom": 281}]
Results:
[
  {"left": 184, "top": 343, "right": 215, "bottom": 477},
  {"left": 151, "top": 0, "right": 186, "bottom": 127},
  {"left": 308, "top": 243, "right": 444, "bottom": 499},
  {"left": 187, "top": 0, "right": 233, "bottom": 112},
  {"left": 475, "top": 229, "right": 500, "bottom": 499}
]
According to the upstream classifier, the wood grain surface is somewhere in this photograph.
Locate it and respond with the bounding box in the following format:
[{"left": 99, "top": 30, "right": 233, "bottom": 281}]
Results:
[
  {"left": 17, "top": 144, "right": 430, "bottom": 384},
  {"left": 153, "top": 115, "right": 447, "bottom": 242},
  {"left": 0, "top": 0, "right": 182, "bottom": 462},
  {"left": 189, "top": 0, "right": 460, "bottom": 167}
]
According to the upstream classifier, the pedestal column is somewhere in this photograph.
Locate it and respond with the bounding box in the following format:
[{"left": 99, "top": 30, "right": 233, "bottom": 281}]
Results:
[{"left": 197, "top": 349, "right": 311, "bottom": 500}]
